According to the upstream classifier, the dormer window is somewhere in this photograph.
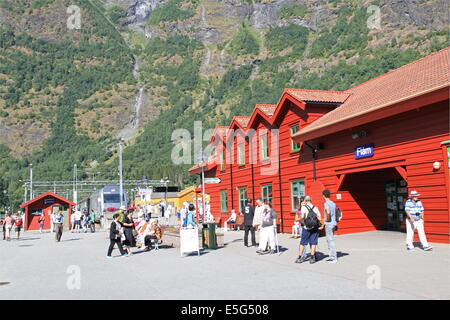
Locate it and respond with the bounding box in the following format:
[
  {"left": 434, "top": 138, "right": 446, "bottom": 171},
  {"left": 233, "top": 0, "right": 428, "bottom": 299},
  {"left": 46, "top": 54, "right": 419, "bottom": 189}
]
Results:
[{"left": 290, "top": 125, "right": 301, "bottom": 152}]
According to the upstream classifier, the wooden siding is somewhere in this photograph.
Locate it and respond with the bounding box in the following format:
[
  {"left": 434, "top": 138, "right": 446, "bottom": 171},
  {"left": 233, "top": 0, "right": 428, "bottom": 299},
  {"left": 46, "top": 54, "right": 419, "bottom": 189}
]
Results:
[{"left": 200, "top": 97, "right": 449, "bottom": 243}]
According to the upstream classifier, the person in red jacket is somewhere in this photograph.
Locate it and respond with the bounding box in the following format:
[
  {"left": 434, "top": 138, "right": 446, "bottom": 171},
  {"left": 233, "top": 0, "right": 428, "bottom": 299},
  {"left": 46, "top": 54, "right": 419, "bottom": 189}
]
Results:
[{"left": 14, "top": 212, "right": 23, "bottom": 240}]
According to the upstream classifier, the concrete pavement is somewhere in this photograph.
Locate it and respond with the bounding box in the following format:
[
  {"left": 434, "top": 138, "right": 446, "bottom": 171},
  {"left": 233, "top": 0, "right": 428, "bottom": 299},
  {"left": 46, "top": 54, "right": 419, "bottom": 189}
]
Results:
[{"left": 0, "top": 228, "right": 448, "bottom": 299}]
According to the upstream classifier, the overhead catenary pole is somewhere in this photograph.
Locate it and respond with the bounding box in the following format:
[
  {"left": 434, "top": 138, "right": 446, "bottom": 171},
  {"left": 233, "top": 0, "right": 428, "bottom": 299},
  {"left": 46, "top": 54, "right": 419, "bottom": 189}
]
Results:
[
  {"left": 29, "top": 163, "right": 33, "bottom": 200},
  {"left": 201, "top": 166, "right": 206, "bottom": 222},
  {"left": 73, "top": 164, "right": 78, "bottom": 205},
  {"left": 199, "top": 150, "right": 206, "bottom": 223},
  {"left": 119, "top": 142, "right": 123, "bottom": 207}
]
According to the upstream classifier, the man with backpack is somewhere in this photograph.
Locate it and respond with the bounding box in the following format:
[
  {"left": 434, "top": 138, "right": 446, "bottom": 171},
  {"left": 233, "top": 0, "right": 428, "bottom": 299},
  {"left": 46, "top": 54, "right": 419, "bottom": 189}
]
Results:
[
  {"left": 295, "top": 196, "right": 322, "bottom": 264},
  {"left": 323, "top": 189, "right": 339, "bottom": 263}
]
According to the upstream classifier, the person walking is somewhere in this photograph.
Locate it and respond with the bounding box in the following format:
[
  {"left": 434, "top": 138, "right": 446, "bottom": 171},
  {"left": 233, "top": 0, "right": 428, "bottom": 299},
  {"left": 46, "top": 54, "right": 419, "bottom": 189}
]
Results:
[
  {"left": 13, "top": 212, "right": 23, "bottom": 240},
  {"left": 405, "top": 190, "right": 432, "bottom": 251},
  {"left": 323, "top": 189, "right": 338, "bottom": 263},
  {"left": 89, "top": 209, "right": 96, "bottom": 233},
  {"left": 117, "top": 206, "right": 127, "bottom": 224},
  {"left": 107, "top": 214, "right": 127, "bottom": 258},
  {"left": 53, "top": 210, "right": 64, "bottom": 242},
  {"left": 38, "top": 213, "right": 45, "bottom": 233},
  {"left": 50, "top": 210, "right": 55, "bottom": 233},
  {"left": 242, "top": 199, "right": 257, "bottom": 247},
  {"left": 1, "top": 214, "right": 5, "bottom": 240},
  {"left": 3, "top": 212, "right": 14, "bottom": 241},
  {"left": 73, "top": 209, "right": 82, "bottom": 233},
  {"left": 69, "top": 209, "right": 75, "bottom": 232},
  {"left": 256, "top": 202, "right": 277, "bottom": 255},
  {"left": 295, "top": 196, "right": 322, "bottom": 264},
  {"left": 122, "top": 210, "right": 135, "bottom": 256}
]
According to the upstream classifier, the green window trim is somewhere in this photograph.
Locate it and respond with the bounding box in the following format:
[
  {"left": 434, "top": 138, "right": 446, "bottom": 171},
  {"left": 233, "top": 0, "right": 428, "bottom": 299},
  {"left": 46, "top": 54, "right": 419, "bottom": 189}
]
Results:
[
  {"left": 290, "top": 180, "right": 305, "bottom": 211},
  {"left": 260, "top": 134, "right": 269, "bottom": 161},
  {"left": 261, "top": 184, "right": 273, "bottom": 204},
  {"left": 220, "top": 190, "right": 228, "bottom": 213},
  {"left": 238, "top": 143, "right": 245, "bottom": 166},
  {"left": 290, "top": 125, "right": 301, "bottom": 152},
  {"left": 447, "top": 146, "right": 450, "bottom": 169},
  {"left": 238, "top": 187, "right": 247, "bottom": 213}
]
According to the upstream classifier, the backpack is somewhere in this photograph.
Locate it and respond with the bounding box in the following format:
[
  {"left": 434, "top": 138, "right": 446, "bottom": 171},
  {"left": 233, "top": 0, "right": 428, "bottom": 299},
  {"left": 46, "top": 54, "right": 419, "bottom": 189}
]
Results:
[
  {"left": 303, "top": 205, "right": 320, "bottom": 229},
  {"left": 16, "top": 218, "right": 23, "bottom": 227},
  {"left": 335, "top": 206, "right": 343, "bottom": 222},
  {"left": 117, "top": 212, "right": 126, "bottom": 224}
]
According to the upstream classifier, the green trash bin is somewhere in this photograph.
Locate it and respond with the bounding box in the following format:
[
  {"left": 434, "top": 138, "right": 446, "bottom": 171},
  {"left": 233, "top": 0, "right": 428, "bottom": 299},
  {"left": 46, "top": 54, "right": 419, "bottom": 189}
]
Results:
[{"left": 202, "top": 222, "right": 217, "bottom": 249}]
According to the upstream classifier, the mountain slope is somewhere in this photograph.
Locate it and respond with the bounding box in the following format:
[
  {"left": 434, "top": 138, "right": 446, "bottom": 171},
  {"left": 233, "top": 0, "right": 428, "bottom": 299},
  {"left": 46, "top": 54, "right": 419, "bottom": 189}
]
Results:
[{"left": 0, "top": 0, "right": 448, "bottom": 207}]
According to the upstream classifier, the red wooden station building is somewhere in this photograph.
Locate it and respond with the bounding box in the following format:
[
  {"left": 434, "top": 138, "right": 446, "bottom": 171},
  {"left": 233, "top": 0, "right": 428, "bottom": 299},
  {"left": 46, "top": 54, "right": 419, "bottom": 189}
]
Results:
[
  {"left": 20, "top": 192, "right": 75, "bottom": 231},
  {"left": 189, "top": 47, "right": 450, "bottom": 243}
]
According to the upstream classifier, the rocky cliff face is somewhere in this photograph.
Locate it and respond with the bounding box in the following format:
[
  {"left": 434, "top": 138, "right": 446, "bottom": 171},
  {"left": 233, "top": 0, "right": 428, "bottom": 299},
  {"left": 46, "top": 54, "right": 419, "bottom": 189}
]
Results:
[{"left": 0, "top": 0, "right": 448, "bottom": 158}]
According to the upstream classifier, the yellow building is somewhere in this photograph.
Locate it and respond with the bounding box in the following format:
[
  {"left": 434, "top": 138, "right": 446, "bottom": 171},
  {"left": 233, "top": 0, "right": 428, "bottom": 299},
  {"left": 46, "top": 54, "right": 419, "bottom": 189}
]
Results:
[{"left": 134, "top": 186, "right": 209, "bottom": 211}]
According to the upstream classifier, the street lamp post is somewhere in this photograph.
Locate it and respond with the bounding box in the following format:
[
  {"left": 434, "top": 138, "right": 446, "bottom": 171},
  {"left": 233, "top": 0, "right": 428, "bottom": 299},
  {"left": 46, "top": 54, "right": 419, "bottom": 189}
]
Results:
[
  {"left": 160, "top": 177, "right": 169, "bottom": 221},
  {"left": 29, "top": 164, "right": 33, "bottom": 200},
  {"left": 118, "top": 142, "right": 123, "bottom": 207},
  {"left": 198, "top": 150, "right": 207, "bottom": 224}
]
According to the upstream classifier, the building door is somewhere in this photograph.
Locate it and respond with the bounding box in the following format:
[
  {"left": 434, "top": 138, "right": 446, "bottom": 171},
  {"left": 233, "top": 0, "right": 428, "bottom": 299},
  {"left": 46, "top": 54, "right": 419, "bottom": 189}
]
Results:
[
  {"left": 385, "top": 179, "right": 408, "bottom": 231},
  {"left": 338, "top": 167, "right": 405, "bottom": 232}
]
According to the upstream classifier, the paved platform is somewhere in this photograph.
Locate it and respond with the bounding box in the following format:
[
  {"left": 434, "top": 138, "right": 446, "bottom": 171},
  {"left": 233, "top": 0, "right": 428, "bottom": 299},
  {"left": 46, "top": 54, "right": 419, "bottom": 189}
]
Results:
[{"left": 0, "top": 229, "right": 448, "bottom": 299}]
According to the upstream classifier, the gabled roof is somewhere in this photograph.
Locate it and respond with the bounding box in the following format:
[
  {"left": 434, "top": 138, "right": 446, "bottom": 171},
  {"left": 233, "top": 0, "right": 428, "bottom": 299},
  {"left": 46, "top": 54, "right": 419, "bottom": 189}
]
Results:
[
  {"left": 209, "top": 126, "right": 228, "bottom": 144},
  {"left": 20, "top": 192, "right": 76, "bottom": 208},
  {"left": 232, "top": 116, "right": 250, "bottom": 129},
  {"left": 227, "top": 116, "right": 251, "bottom": 141},
  {"left": 177, "top": 186, "right": 196, "bottom": 197},
  {"left": 190, "top": 48, "right": 450, "bottom": 176},
  {"left": 285, "top": 88, "right": 351, "bottom": 104},
  {"left": 293, "top": 47, "right": 450, "bottom": 141},
  {"left": 255, "top": 104, "right": 277, "bottom": 117}
]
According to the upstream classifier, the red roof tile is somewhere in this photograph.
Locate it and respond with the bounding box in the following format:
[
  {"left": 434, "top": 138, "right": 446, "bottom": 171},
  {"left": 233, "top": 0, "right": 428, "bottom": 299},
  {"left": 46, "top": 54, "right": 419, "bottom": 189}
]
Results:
[
  {"left": 255, "top": 104, "right": 277, "bottom": 117},
  {"left": 294, "top": 47, "right": 450, "bottom": 141},
  {"left": 233, "top": 116, "right": 251, "bottom": 128},
  {"left": 285, "top": 88, "right": 351, "bottom": 103}
]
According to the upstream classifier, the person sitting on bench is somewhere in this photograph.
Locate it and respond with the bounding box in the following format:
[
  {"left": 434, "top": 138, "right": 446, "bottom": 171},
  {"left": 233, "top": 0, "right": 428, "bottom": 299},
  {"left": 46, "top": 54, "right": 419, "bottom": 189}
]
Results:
[
  {"left": 144, "top": 219, "right": 162, "bottom": 251},
  {"left": 224, "top": 209, "right": 237, "bottom": 231}
]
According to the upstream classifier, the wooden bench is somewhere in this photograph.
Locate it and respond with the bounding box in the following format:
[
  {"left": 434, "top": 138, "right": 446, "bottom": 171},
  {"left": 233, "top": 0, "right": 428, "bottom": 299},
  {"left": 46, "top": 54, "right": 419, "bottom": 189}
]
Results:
[{"left": 229, "top": 216, "right": 244, "bottom": 231}]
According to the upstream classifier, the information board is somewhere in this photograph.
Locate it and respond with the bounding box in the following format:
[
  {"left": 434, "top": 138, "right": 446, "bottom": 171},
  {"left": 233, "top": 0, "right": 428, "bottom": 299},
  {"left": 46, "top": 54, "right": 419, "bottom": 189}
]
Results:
[{"left": 180, "top": 227, "right": 200, "bottom": 256}]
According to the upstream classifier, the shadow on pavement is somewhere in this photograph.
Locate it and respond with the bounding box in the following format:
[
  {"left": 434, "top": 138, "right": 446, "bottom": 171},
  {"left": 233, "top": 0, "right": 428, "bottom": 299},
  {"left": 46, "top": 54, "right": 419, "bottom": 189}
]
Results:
[
  {"left": 313, "top": 251, "right": 349, "bottom": 261},
  {"left": 17, "top": 237, "right": 41, "bottom": 241}
]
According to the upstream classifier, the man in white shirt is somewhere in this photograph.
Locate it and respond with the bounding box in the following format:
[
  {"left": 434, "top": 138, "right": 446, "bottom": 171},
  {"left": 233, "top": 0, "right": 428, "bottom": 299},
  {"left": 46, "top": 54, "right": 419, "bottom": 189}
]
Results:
[
  {"left": 295, "top": 196, "right": 322, "bottom": 264},
  {"left": 74, "top": 209, "right": 82, "bottom": 233},
  {"left": 224, "top": 209, "right": 237, "bottom": 231},
  {"left": 252, "top": 198, "right": 265, "bottom": 248},
  {"left": 50, "top": 210, "right": 55, "bottom": 233}
]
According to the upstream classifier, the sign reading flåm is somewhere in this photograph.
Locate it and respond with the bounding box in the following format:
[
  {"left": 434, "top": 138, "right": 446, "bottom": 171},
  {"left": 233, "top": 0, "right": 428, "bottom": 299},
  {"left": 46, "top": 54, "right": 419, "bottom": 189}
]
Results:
[{"left": 354, "top": 143, "right": 374, "bottom": 159}]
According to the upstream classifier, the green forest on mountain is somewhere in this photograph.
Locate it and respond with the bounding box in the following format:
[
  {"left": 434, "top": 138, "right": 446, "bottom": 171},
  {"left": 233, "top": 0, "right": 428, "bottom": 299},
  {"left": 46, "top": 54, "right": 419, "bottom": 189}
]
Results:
[{"left": 0, "top": 0, "right": 448, "bottom": 209}]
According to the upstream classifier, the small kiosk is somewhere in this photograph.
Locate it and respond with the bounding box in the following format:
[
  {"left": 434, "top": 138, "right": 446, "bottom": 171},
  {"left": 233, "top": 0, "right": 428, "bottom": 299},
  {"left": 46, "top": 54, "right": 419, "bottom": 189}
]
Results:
[{"left": 20, "top": 192, "right": 76, "bottom": 231}]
